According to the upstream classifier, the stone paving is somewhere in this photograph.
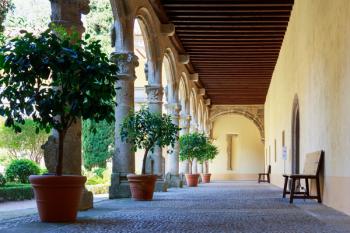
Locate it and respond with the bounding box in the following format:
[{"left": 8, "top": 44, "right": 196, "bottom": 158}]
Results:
[{"left": 0, "top": 181, "right": 350, "bottom": 233}]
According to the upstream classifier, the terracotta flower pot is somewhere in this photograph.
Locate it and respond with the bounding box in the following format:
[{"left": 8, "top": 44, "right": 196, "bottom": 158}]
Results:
[
  {"left": 127, "top": 174, "right": 157, "bottom": 201},
  {"left": 185, "top": 173, "right": 200, "bottom": 187},
  {"left": 29, "top": 175, "right": 86, "bottom": 222},
  {"left": 201, "top": 173, "right": 211, "bottom": 183}
]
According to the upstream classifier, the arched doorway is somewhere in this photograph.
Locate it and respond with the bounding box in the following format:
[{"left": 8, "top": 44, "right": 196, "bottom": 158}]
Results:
[{"left": 291, "top": 96, "right": 300, "bottom": 174}]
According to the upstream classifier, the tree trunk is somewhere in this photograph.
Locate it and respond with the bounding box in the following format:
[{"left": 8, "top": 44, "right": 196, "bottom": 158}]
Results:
[
  {"left": 142, "top": 148, "right": 149, "bottom": 175},
  {"left": 205, "top": 161, "right": 209, "bottom": 174},
  {"left": 188, "top": 160, "right": 192, "bottom": 174},
  {"left": 55, "top": 130, "right": 66, "bottom": 176}
]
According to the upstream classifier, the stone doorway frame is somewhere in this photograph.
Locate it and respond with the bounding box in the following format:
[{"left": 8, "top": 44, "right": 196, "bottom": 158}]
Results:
[{"left": 291, "top": 95, "right": 300, "bottom": 174}]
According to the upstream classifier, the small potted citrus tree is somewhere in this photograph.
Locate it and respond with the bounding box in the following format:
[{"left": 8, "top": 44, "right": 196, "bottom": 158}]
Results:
[
  {"left": 179, "top": 132, "right": 207, "bottom": 187},
  {"left": 0, "top": 29, "right": 117, "bottom": 222},
  {"left": 199, "top": 141, "right": 219, "bottom": 183},
  {"left": 120, "top": 107, "right": 179, "bottom": 200}
]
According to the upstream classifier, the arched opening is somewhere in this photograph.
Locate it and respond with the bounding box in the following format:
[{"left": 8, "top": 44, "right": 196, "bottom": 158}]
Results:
[
  {"left": 291, "top": 96, "right": 300, "bottom": 174},
  {"left": 133, "top": 18, "right": 148, "bottom": 174},
  {"left": 211, "top": 114, "right": 264, "bottom": 180},
  {"left": 189, "top": 90, "right": 198, "bottom": 131},
  {"left": 179, "top": 76, "right": 189, "bottom": 121},
  {"left": 161, "top": 53, "right": 176, "bottom": 174}
]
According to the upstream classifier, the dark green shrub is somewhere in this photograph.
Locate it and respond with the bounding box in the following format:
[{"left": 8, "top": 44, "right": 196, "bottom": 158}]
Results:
[
  {"left": 0, "top": 183, "right": 33, "bottom": 201},
  {"left": 93, "top": 167, "right": 105, "bottom": 178},
  {"left": 0, "top": 173, "right": 6, "bottom": 186},
  {"left": 83, "top": 119, "right": 114, "bottom": 170},
  {"left": 5, "top": 159, "right": 40, "bottom": 183}
]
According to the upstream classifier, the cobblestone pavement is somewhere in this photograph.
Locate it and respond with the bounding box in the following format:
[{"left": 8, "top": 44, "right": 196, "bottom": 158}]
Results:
[{"left": 1, "top": 181, "right": 350, "bottom": 233}]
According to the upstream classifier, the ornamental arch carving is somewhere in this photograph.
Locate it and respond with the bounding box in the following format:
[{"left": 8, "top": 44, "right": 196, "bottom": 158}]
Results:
[{"left": 209, "top": 105, "right": 265, "bottom": 142}]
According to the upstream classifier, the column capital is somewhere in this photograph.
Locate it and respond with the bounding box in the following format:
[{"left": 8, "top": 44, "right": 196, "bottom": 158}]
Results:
[
  {"left": 145, "top": 85, "right": 163, "bottom": 104},
  {"left": 49, "top": 0, "right": 90, "bottom": 36},
  {"left": 111, "top": 52, "right": 139, "bottom": 81},
  {"left": 190, "top": 123, "right": 198, "bottom": 133},
  {"left": 165, "top": 103, "right": 181, "bottom": 114},
  {"left": 180, "top": 114, "right": 191, "bottom": 122}
]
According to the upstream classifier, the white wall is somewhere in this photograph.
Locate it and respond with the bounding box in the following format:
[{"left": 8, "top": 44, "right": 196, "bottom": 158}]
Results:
[
  {"left": 265, "top": 0, "right": 350, "bottom": 215},
  {"left": 211, "top": 114, "right": 264, "bottom": 180}
]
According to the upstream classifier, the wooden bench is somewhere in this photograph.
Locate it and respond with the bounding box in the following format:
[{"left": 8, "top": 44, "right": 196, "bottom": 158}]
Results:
[
  {"left": 282, "top": 150, "right": 324, "bottom": 203},
  {"left": 258, "top": 165, "right": 271, "bottom": 183}
]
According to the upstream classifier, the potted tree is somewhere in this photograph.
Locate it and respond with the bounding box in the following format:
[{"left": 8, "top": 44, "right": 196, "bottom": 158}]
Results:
[
  {"left": 120, "top": 107, "right": 179, "bottom": 200},
  {"left": 179, "top": 132, "right": 207, "bottom": 187},
  {"left": 0, "top": 29, "right": 117, "bottom": 222},
  {"left": 199, "top": 141, "right": 219, "bottom": 183}
]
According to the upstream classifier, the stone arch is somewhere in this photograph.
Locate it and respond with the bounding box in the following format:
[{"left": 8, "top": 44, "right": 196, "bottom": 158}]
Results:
[
  {"left": 291, "top": 94, "right": 300, "bottom": 174},
  {"left": 110, "top": 1, "right": 135, "bottom": 52},
  {"left": 190, "top": 88, "right": 198, "bottom": 129},
  {"left": 203, "top": 107, "right": 209, "bottom": 134},
  {"left": 162, "top": 49, "right": 178, "bottom": 104},
  {"left": 179, "top": 74, "right": 190, "bottom": 116},
  {"left": 210, "top": 107, "right": 264, "bottom": 142},
  {"left": 198, "top": 99, "right": 204, "bottom": 132},
  {"left": 134, "top": 7, "right": 161, "bottom": 85}
]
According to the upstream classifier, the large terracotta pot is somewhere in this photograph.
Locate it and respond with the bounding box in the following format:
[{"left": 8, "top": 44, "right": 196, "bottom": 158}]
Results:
[
  {"left": 127, "top": 174, "right": 157, "bottom": 201},
  {"left": 185, "top": 173, "right": 200, "bottom": 187},
  {"left": 201, "top": 173, "right": 211, "bottom": 183},
  {"left": 29, "top": 175, "right": 86, "bottom": 222}
]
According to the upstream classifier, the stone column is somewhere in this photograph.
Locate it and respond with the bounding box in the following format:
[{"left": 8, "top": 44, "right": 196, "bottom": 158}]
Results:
[
  {"left": 179, "top": 115, "right": 191, "bottom": 174},
  {"left": 145, "top": 85, "right": 167, "bottom": 192},
  {"left": 190, "top": 123, "right": 199, "bottom": 174},
  {"left": 164, "top": 103, "right": 182, "bottom": 188},
  {"left": 109, "top": 52, "right": 138, "bottom": 199},
  {"left": 43, "top": 0, "right": 92, "bottom": 210}
]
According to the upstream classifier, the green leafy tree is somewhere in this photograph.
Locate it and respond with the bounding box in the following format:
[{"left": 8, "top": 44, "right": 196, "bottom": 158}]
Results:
[
  {"left": 82, "top": 0, "right": 115, "bottom": 170},
  {"left": 199, "top": 141, "right": 219, "bottom": 174},
  {"left": 85, "top": 0, "right": 113, "bottom": 54},
  {"left": 82, "top": 119, "right": 114, "bottom": 170},
  {"left": 0, "top": 0, "right": 13, "bottom": 32},
  {"left": 0, "top": 119, "right": 49, "bottom": 163},
  {"left": 0, "top": 0, "right": 13, "bottom": 45},
  {"left": 179, "top": 132, "right": 208, "bottom": 174},
  {"left": 120, "top": 107, "right": 179, "bottom": 175},
  {"left": 0, "top": 29, "right": 117, "bottom": 175},
  {"left": 3, "top": 0, "right": 50, "bottom": 36}
]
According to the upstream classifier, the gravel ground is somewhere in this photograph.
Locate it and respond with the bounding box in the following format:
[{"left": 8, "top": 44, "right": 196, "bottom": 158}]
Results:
[{"left": 0, "top": 181, "right": 350, "bottom": 233}]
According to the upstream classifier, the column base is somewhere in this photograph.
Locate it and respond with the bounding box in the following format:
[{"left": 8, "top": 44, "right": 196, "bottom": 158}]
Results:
[
  {"left": 165, "top": 173, "right": 183, "bottom": 188},
  {"left": 154, "top": 179, "right": 168, "bottom": 192},
  {"left": 198, "top": 174, "right": 202, "bottom": 183},
  {"left": 109, "top": 173, "right": 131, "bottom": 199},
  {"left": 79, "top": 188, "right": 93, "bottom": 210},
  {"left": 179, "top": 173, "right": 187, "bottom": 186}
]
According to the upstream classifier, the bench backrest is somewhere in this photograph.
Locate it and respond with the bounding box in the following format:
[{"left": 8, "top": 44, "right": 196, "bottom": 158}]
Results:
[
  {"left": 302, "top": 150, "right": 324, "bottom": 175},
  {"left": 267, "top": 165, "right": 271, "bottom": 174}
]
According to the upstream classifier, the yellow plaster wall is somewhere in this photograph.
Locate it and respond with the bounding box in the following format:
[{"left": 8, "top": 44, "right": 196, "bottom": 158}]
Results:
[
  {"left": 265, "top": 0, "right": 350, "bottom": 215},
  {"left": 210, "top": 114, "right": 264, "bottom": 180}
]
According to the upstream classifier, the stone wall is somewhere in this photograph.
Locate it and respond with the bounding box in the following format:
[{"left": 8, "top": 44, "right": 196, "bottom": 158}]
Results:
[{"left": 265, "top": 0, "right": 350, "bottom": 215}]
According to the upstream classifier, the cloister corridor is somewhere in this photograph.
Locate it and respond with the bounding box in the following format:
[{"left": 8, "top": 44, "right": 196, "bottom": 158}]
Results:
[
  {"left": 1, "top": 0, "right": 350, "bottom": 232},
  {"left": 1, "top": 181, "right": 350, "bottom": 233}
]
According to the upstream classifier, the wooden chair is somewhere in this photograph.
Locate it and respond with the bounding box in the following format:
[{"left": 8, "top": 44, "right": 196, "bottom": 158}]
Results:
[
  {"left": 283, "top": 150, "right": 324, "bottom": 204},
  {"left": 258, "top": 165, "right": 271, "bottom": 183}
]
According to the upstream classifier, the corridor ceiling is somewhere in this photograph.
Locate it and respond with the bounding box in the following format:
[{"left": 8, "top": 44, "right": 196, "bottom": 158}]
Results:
[{"left": 152, "top": 0, "right": 294, "bottom": 105}]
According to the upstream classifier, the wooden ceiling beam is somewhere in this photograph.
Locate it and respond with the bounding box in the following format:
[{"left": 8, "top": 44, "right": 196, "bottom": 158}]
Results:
[{"left": 158, "top": 0, "right": 293, "bottom": 105}]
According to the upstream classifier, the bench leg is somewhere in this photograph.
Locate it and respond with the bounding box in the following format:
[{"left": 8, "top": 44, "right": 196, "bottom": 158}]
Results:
[
  {"left": 258, "top": 174, "right": 261, "bottom": 183},
  {"left": 290, "top": 178, "right": 296, "bottom": 204},
  {"left": 316, "top": 177, "right": 322, "bottom": 203},
  {"left": 267, "top": 174, "right": 270, "bottom": 183},
  {"left": 283, "top": 176, "right": 288, "bottom": 198},
  {"left": 305, "top": 178, "right": 310, "bottom": 197}
]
